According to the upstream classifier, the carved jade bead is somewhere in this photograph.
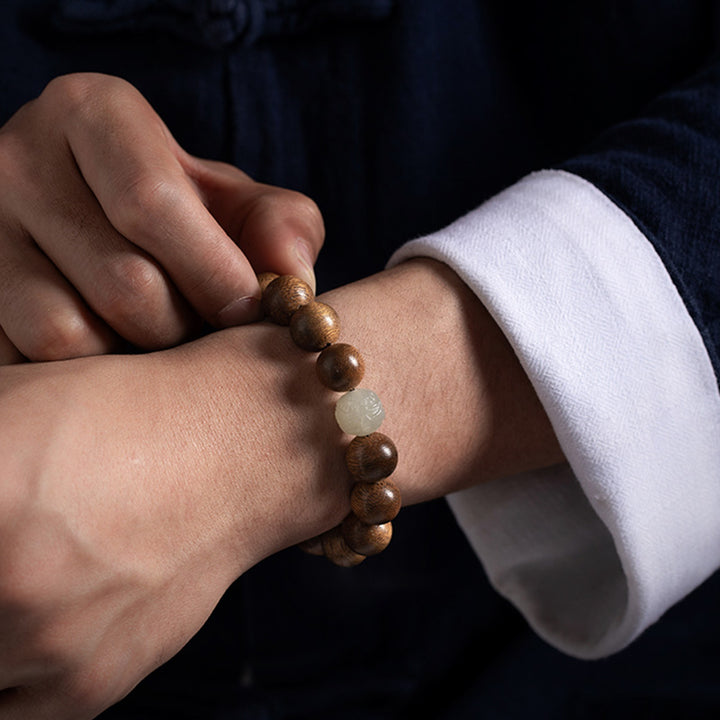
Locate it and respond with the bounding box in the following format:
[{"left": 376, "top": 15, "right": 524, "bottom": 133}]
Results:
[
  {"left": 342, "top": 514, "right": 392, "bottom": 556},
  {"left": 262, "top": 275, "right": 314, "bottom": 325},
  {"left": 334, "top": 388, "right": 385, "bottom": 436},
  {"left": 290, "top": 301, "right": 341, "bottom": 351},
  {"left": 316, "top": 343, "right": 365, "bottom": 391}
]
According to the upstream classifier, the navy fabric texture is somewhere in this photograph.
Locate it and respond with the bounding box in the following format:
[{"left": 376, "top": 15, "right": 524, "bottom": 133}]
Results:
[
  {"left": 563, "top": 57, "right": 720, "bottom": 375},
  {"left": 1, "top": 1, "right": 719, "bottom": 718},
  {"left": 51, "top": 0, "right": 396, "bottom": 47}
]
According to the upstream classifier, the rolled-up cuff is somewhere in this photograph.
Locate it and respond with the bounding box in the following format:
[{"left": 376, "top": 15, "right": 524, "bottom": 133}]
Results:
[{"left": 389, "top": 169, "right": 720, "bottom": 658}]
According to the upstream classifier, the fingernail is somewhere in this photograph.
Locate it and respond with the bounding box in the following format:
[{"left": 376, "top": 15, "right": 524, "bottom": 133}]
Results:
[
  {"left": 294, "top": 238, "right": 317, "bottom": 293},
  {"left": 216, "top": 296, "right": 261, "bottom": 327}
]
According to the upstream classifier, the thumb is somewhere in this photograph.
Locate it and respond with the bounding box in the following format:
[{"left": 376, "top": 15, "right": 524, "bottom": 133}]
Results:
[{"left": 187, "top": 157, "right": 324, "bottom": 293}]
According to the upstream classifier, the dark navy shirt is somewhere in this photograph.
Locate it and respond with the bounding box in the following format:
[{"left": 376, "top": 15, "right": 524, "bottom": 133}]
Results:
[{"left": 2, "top": 2, "right": 719, "bottom": 718}]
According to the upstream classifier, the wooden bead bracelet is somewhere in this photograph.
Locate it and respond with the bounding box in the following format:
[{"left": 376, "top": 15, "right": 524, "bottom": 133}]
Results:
[{"left": 258, "top": 272, "right": 401, "bottom": 567}]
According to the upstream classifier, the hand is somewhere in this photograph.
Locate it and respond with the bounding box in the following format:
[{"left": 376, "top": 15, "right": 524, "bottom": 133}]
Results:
[
  {"left": 0, "top": 259, "right": 563, "bottom": 719},
  {"left": 0, "top": 72, "right": 324, "bottom": 364},
  {"left": 0, "top": 323, "right": 350, "bottom": 719}
]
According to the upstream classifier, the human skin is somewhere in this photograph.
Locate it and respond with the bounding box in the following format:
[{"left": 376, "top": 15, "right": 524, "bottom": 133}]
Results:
[
  {"left": 0, "top": 73, "right": 324, "bottom": 363},
  {"left": 0, "top": 257, "right": 563, "bottom": 719}
]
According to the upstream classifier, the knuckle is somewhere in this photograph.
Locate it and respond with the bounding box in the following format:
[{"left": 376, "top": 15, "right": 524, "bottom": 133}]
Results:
[
  {"left": 0, "top": 113, "right": 40, "bottom": 195},
  {"left": 110, "top": 176, "right": 182, "bottom": 241},
  {"left": 250, "top": 189, "right": 325, "bottom": 247},
  {"left": 22, "top": 310, "right": 95, "bottom": 362},
  {"left": 285, "top": 191, "right": 324, "bottom": 231},
  {"left": 42, "top": 73, "right": 136, "bottom": 119},
  {"left": 43, "top": 73, "right": 94, "bottom": 109},
  {"left": 95, "top": 254, "right": 186, "bottom": 349},
  {"left": 107, "top": 253, "right": 164, "bottom": 301},
  {"left": 256, "top": 189, "right": 323, "bottom": 225},
  {"left": 96, "top": 254, "right": 167, "bottom": 329},
  {"left": 42, "top": 74, "right": 104, "bottom": 121}
]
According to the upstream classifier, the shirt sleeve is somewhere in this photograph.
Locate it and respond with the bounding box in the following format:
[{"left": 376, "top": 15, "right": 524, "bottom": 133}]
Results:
[{"left": 388, "top": 168, "right": 720, "bottom": 659}]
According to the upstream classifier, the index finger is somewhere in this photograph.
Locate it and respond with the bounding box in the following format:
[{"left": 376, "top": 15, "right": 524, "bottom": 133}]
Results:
[{"left": 55, "top": 74, "right": 262, "bottom": 327}]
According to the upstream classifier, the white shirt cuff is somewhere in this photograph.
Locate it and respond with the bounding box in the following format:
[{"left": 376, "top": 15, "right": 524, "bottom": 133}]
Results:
[{"left": 389, "top": 169, "right": 720, "bottom": 658}]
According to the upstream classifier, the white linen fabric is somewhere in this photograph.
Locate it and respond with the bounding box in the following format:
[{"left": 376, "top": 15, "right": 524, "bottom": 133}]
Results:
[{"left": 389, "top": 169, "right": 720, "bottom": 659}]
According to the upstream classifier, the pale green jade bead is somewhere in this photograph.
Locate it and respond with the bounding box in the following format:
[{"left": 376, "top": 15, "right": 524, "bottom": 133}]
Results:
[{"left": 334, "top": 388, "right": 385, "bottom": 436}]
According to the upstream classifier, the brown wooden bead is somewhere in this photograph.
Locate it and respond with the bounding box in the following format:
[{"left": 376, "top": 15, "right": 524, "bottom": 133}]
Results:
[
  {"left": 341, "top": 514, "right": 392, "bottom": 556},
  {"left": 316, "top": 343, "right": 365, "bottom": 391},
  {"left": 262, "top": 275, "right": 314, "bottom": 325},
  {"left": 351, "top": 479, "right": 401, "bottom": 524},
  {"left": 297, "top": 534, "right": 326, "bottom": 556},
  {"left": 257, "top": 272, "right": 279, "bottom": 295},
  {"left": 345, "top": 432, "right": 398, "bottom": 481},
  {"left": 289, "top": 301, "right": 340, "bottom": 352},
  {"left": 322, "top": 527, "right": 366, "bottom": 567}
]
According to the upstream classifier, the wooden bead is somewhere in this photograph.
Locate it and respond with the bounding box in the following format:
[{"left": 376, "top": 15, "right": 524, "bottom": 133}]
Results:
[
  {"left": 345, "top": 432, "right": 398, "bottom": 481},
  {"left": 341, "top": 514, "right": 392, "bottom": 556},
  {"left": 322, "top": 527, "right": 366, "bottom": 567},
  {"left": 262, "top": 275, "right": 314, "bottom": 325},
  {"left": 351, "top": 479, "right": 401, "bottom": 524},
  {"left": 297, "top": 534, "right": 325, "bottom": 556},
  {"left": 257, "top": 272, "right": 279, "bottom": 295},
  {"left": 316, "top": 343, "right": 365, "bottom": 391},
  {"left": 289, "top": 301, "right": 340, "bottom": 352}
]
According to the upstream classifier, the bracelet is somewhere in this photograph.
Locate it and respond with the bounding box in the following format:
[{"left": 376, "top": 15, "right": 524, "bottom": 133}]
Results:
[{"left": 258, "top": 273, "right": 401, "bottom": 567}]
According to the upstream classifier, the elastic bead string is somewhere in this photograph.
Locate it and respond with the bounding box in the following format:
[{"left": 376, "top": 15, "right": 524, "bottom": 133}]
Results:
[{"left": 258, "top": 272, "right": 401, "bottom": 567}]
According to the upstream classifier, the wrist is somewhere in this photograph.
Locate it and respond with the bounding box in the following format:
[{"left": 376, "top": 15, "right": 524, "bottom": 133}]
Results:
[
  {"left": 161, "top": 255, "right": 563, "bottom": 573},
  {"left": 173, "top": 322, "right": 351, "bottom": 572},
  {"left": 318, "top": 258, "right": 563, "bottom": 505}
]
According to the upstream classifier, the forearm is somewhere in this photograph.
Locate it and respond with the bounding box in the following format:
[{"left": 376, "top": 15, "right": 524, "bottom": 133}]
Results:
[
  {"left": 318, "top": 259, "right": 563, "bottom": 506},
  {"left": 0, "top": 320, "right": 346, "bottom": 581},
  {"left": 206, "top": 255, "right": 563, "bottom": 553},
  {"left": 0, "top": 258, "right": 563, "bottom": 717},
  {"left": 0, "top": 258, "right": 562, "bottom": 574}
]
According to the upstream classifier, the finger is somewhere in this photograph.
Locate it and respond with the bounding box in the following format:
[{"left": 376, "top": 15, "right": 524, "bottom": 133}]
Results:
[
  {"left": 182, "top": 156, "right": 324, "bottom": 292},
  {"left": 0, "top": 228, "right": 118, "bottom": 362},
  {"left": 0, "top": 326, "right": 25, "bottom": 366},
  {"left": 4, "top": 142, "right": 200, "bottom": 350},
  {"left": 48, "top": 74, "right": 263, "bottom": 328}
]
